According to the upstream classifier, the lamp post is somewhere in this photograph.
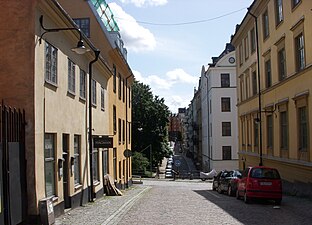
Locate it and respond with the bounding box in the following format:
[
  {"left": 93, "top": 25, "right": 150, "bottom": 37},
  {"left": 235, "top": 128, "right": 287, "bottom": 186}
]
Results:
[{"left": 248, "top": 8, "right": 263, "bottom": 166}]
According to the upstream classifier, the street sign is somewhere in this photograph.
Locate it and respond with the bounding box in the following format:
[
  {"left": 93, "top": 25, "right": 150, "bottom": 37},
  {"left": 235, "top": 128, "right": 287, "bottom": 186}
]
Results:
[
  {"left": 123, "top": 149, "right": 132, "bottom": 158},
  {"left": 174, "top": 159, "right": 181, "bottom": 167},
  {"left": 93, "top": 136, "right": 113, "bottom": 148}
]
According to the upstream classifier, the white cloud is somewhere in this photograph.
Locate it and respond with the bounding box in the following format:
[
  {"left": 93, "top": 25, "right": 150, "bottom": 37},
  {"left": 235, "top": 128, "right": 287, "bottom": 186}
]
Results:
[
  {"left": 166, "top": 68, "right": 198, "bottom": 84},
  {"left": 120, "top": 0, "right": 168, "bottom": 7},
  {"left": 133, "top": 69, "right": 197, "bottom": 112},
  {"left": 108, "top": 3, "right": 156, "bottom": 52}
]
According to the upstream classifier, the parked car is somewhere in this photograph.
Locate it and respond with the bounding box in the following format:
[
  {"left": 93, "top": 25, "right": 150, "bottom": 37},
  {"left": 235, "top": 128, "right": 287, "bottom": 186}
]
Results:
[
  {"left": 236, "top": 166, "right": 282, "bottom": 204},
  {"left": 212, "top": 170, "right": 227, "bottom": 191},
  {"left": 212, "top": 170, "right": 242, "bottom": 196}
]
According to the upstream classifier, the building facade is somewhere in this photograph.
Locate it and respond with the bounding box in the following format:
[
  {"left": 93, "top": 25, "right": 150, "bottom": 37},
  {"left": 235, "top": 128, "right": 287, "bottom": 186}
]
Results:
[
  {"left": 231, "top": 0, "right": 312, "bottom": 192},
  {"left": 201, "top": 44, "right": 238, "bottom": 172},
  {"left": 0, "top": 0, "right": 132, "bottom": 223}
]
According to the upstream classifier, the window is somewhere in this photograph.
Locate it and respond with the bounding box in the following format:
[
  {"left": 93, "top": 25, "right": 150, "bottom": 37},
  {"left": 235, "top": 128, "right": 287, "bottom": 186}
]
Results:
[
  {"left": 254, "top": 117, "right": 259, "bottom": 147},
  {"left": 123, "top": 79, "right": 125, "bottom": 102},
  {"left": 222, "top": 122, "right": 231, "bottom": 136},
  {"left": 103, "top": 149, "right": 109, "bottom": 176},
  {"left": 113, "top": 148, "right": 117, "bottom": 180},
  {"left": 244, "top": 36, "right": 249, "bottom": 60},
  {"left": 128, "top": 87, "right": 131, "bottom": 108},
  {"left": 239, "top": 44, "right": 243, "bottom": 66},
  {"left": 250, "top": 28, "right": 256, "bottom": 53},
  {"left": 101, "top": 86, "right": 105, "bottom": 110},
  {"left": 280, "top": 111, "right": 288, "bottom": 150},
  {"left": 221, "top": 73, "right": 230, "bottom": 87},
  {"left": 113, "top": 106, "right": 117, "bottom": 133},
  {"left": 68, "top": 59, "right": 75, "bottom": 94},
  {"left": 275, "top": 0, "right": 283, "bottom": 25},
  {"left": 292, "top": 0, "right": 301, "bottom": 8},
  {"left": 221, "top": 97, "right": 231, "bottom": 112},
  {"left": 122, "top": 120, "right": 125, "bottom": 144},
  {"left": 91, "top": 79, "right": 96, "bottom": 105},
  {"left": 245, "top": 74, "right": 250, "bottom": 99},
  {"left": 44, "top": 133, "right": 55, "bottom": 197},
  {"left": 73, "top": 18, "right": 90, "bottom": 37},
  {"left": 113, "top": 64, "right": 116, "bottom": 93},
  {"left": 241, "top": 118, "right": 245, "bottom": 146},
  {"left": 74, "top": 135, "right": 81, "bottom": 185},
  {"left": 92, "top": 148, "right": 99, "bottom": 181},
  {"left": 298, "top": 106, "right": 308, "bottom": 151},
  {"left": 239, "top": 76, "right": 244, "bottom": 101},
  {"left": 265, "top": 59, "right": 272, "bottom": 88},
  {"left": 267, "top": 115, "right": 273, "bottom": 148},
  {"left": 278, "top": 48, "right": 287, "bottom": 81},
  {"left": 45, "top": 42, "right": 58, "bottom": 85},
  {"left": 118, "top": 118, "right": 122, "bottom": 144},
  {"left": 79, "top": 69, "right": 86, "bottom": 99},
  {"left": 262, "top": 10, "right": 269, "bottom": 40},
  {"left": 118, "top": 73, "right": 122, "bottom": 100},
  {"left": 222, "top": 146, "right": 232, "bottom": 160},
  {"left": 295, "top": 33, "right": 305, "bottom": 71},
  {"left": 252, "top": 71, "right": 257, "bottom": 96}
]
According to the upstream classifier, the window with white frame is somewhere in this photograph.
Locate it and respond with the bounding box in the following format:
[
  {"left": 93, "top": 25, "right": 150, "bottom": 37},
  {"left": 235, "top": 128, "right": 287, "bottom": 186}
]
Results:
[
  {"left": 101, "top": 86, "right": 105, "bottom": 110},
  {"left": 280, "top": 110, "right": 288, "bottom": 150},
  {"left": 262, "top": 9, "right": 269, "bottom": 40},
  {"left": 45, "top": 42, "right": 58, "bottom": 85},
  {"left": 221, "top": 73, "right": 230, "bottom": 87},
  {"left": 103, "top": 149, "right": 109, "bottom": 176},
  {"left": 92, "top": 148, "right": 99, "bottom": 181},
  {"left": 73, "top": 18, "right": 90, "bottom": 37},
  {"left": 295, "top": 33, "right": 305, "bottom": 72},
  {"left": 68, "top": 59, "right": 76, "bottom": 94},
  {"left": 80, "top": 69, "right": 86, "bottom": 99},
  {"left": 44, "top": 133, "right": 56, "bottom": 197},
  {"left": 267, "top": 114, "right": 273, "bottom": 149},
  {"left": 278, "top": 48, "right": 287, "bottom": 81},
  {"left": 92, "top": 79, "right": 96, "bottom": 105},
  {"left": 221, "top": 97, "right": 231, "bottom": 112},
  {"left": 275, "top": 0, "right": 283, "bottom": 26},
  {"left": 74, "top": 135, "right": 81, "bottom": 185},
  {"left": 250, "top": 27, "right": 256, "bottom": 53}
]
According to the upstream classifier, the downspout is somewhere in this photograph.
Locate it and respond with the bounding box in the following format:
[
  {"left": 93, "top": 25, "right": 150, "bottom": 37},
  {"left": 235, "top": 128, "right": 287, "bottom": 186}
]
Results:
[
  {"left": 204, "top": 72, "right": 210, "bottom": 171},
  {"left": 125, "top": 73, "right": 133, "bottom": 187},
  {"left": 88, "top": 50, "right": 100, "bottom": 202}
]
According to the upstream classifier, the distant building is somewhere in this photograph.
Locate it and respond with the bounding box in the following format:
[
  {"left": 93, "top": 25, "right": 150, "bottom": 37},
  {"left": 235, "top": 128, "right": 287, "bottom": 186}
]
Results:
[{"left": 201, "top": 43, "right": 238, "bottom": 172}]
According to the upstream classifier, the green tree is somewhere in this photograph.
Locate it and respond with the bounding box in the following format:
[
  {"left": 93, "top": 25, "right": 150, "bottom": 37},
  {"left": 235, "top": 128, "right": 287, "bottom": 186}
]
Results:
[
  {"left": 132, "top": 80, "right": 171, "bottom": 171},
  {"left": 131, "top": 152, "right": 149, "bottom": 175}
]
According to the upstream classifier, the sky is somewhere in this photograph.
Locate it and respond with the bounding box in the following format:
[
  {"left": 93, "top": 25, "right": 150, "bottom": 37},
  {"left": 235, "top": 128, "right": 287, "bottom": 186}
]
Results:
[{"left": 106, "top": 0, "right": 254, "bottom": 113}]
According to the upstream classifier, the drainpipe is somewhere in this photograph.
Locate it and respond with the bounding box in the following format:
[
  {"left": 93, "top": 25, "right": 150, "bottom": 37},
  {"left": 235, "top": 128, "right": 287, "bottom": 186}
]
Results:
[{"left": 88, "top": 50, "right": 100, "bottom": 202}]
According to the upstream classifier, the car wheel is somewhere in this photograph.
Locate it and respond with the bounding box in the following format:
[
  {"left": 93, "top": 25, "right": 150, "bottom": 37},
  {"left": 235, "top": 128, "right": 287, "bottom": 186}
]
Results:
[
  {"left": 227, "top": 185, "right": 232, "bottom": 196},
  {"left": 244, "top": 192, "right": 250, "bottom": 204},
  {"left": 217, "top": 185, "right": 222, "bottom": 194}
]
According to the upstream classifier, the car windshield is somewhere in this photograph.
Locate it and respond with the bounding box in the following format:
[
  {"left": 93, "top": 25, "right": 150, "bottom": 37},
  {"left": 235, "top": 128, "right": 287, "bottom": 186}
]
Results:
[{"left": 250, "top": 168, "right": 280, "bottom": 179}]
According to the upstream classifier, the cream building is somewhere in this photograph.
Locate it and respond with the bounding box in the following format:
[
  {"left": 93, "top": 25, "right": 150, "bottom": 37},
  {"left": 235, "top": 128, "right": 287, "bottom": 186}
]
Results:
[
  {"left": 0, "top": 0, "right": 132, "bottom": 223},
  {"left": 231, "top": 0, "right": 312, "bottom": 193}
]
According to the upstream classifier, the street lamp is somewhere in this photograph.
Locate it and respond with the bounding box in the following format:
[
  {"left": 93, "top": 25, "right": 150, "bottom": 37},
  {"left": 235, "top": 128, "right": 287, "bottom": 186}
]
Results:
[
  {"left": 247, "top": 8, "right": 263, "bottom": 166},
  {"left": 39, "top": 15, "right": 89, "bottom": 54}
]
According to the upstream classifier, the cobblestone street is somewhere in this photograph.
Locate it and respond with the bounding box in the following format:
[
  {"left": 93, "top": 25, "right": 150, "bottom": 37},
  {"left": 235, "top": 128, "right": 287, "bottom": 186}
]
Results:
[{"left": 55, "top": 179, "right": 312, "bottom": 225}]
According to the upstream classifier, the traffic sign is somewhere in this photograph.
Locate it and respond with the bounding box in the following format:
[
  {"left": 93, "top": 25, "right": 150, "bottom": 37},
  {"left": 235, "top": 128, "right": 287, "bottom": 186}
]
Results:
[{"left": 175, "top": 160, "right": 181, "bottom": 167}]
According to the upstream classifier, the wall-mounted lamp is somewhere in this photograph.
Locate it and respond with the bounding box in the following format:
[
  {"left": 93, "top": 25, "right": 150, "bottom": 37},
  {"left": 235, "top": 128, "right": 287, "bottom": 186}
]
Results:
[{"left": 39, "top": 15, "right": 89, "bottom": 55}]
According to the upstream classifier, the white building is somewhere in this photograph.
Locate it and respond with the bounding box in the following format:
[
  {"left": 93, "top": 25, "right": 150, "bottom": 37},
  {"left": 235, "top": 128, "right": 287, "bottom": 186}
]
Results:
[{"left": 201, "top": 44, "right": 238, "bottom": 172}]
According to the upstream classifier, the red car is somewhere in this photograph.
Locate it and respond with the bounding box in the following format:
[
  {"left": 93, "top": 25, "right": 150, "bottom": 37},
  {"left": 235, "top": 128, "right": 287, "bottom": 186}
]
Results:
[{"left": 236, "top": 166, "right": 282, "bottom": 204}]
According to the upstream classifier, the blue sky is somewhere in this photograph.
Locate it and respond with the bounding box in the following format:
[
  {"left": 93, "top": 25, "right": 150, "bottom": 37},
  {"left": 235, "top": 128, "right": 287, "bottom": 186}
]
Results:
[{"left": 107, "top": 0, "right": 253, "bottom": 113}]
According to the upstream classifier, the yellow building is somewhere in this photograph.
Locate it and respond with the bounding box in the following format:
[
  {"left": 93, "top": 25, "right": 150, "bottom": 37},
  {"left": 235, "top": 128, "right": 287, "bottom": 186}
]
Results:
[
  {"left": 58, "top": 0, "right": 134, "bottom": 191},
  {"left": 231, "top": 0, "right": 312, "bottom": 193},
  {"left": 0, "top": 0, "right": 132, "bottom": 223}
]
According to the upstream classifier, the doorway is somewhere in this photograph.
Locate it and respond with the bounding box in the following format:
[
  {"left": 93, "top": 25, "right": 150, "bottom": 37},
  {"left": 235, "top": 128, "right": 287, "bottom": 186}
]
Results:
[{"left": 62, "top": 134, "right": 70, "bottom": 209}]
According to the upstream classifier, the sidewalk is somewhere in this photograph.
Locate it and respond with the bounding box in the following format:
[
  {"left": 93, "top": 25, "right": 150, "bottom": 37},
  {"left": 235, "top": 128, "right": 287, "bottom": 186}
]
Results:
[{"left": 55, "top": 184, "right": 150, "bottom": 225}]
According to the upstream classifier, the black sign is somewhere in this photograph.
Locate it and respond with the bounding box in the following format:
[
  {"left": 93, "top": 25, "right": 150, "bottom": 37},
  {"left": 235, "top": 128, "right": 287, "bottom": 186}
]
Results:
[{"left": 93, "top": 136, "right": 113, "bottom": 148}]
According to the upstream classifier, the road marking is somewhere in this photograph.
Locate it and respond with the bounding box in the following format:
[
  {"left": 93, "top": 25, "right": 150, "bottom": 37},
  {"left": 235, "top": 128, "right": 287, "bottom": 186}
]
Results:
[
  {"left": 102, "top": 186, "right": 151, "bottom": 225},
  {"left": 206, "top": 190, "right": 221, "bottom": 198}
]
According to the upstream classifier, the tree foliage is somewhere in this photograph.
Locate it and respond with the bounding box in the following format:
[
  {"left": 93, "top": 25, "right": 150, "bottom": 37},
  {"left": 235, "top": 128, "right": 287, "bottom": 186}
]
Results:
[{"left": 132, "top": 80, "right": 171, "bottom": 170}]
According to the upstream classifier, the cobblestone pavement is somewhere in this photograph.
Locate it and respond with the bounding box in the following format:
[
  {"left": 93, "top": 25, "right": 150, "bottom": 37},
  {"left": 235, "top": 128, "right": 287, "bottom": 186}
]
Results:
[{"left": 55, "top": 179, "right": 312, "bottom": 225}]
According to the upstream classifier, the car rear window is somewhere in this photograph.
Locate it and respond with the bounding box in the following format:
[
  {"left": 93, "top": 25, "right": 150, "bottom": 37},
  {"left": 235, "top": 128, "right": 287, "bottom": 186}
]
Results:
[{"left": 250, "top": 168, "right": 280, "bottom": 179}]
